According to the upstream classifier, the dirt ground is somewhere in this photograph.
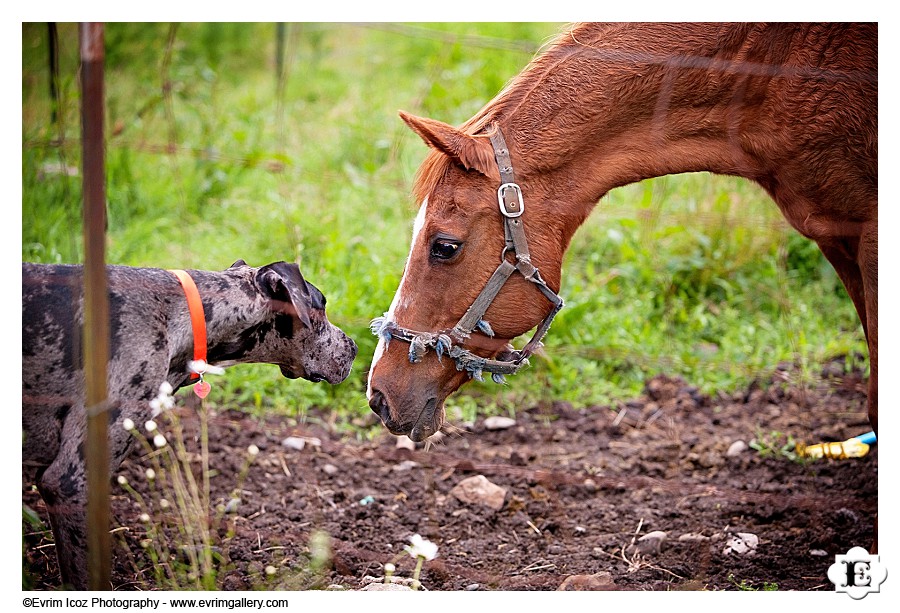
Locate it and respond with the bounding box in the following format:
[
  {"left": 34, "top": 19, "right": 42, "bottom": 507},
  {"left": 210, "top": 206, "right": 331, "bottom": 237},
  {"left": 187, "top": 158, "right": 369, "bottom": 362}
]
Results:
[{"left": 23, "top": 357, "right": 877, "bottom": 592}]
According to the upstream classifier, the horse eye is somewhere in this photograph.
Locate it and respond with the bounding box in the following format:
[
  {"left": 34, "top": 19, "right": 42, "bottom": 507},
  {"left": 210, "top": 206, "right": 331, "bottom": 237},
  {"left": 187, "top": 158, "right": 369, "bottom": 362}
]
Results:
[{"left": 430, "top": 239, "right": 462, "bottom": 261}]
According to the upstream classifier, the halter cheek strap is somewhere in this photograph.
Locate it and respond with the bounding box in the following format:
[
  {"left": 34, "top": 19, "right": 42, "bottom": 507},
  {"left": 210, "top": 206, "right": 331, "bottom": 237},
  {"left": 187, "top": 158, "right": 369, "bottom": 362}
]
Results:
[
  {"left": 370, "top": 123, "right": 565, "bottom": 383},
  {"left": 169, "top": 269, "right": 207, "bottom": 382},
  {"left": 464, "top": 125, "right": 565, "bottom": 357}
]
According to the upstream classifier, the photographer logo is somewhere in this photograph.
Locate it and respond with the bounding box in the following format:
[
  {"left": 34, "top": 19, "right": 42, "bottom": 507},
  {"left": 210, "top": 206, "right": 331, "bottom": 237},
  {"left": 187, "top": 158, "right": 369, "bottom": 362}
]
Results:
[{"left": 827, "top": 546, "right": 887, "bottom": 599}]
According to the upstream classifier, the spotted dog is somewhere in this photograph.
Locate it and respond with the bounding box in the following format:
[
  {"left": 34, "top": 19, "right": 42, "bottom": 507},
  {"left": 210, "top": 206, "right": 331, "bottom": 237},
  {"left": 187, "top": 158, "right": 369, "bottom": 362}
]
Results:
[{"left": 22, "top": 259, "right": 357, "bottom": 589}]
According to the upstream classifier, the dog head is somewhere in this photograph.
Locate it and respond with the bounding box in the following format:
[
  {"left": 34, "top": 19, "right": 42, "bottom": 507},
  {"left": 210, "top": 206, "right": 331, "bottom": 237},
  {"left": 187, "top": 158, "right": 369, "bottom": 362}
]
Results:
[{"left": 213, "top": 260, "right": 358, "bottom": 384}]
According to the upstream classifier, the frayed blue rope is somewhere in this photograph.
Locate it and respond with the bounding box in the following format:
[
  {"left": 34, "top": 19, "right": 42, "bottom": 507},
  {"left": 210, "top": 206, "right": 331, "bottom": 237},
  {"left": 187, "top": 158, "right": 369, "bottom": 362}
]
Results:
[
  {"left": 476, "top": 319, "right": 494, "bottom": 337},
  {"left": 435, "top": 334, "right": 452, "bottom": 364},
  {"left": 369, "top": 316, "right": 393, "bottom": 349},
  {"left": 369, "top": 316, "right": 516, "bottom": 385},
  {"left": 409, "top": 336, "right": 428, "bottom": 363},
  {"left": 452, "top": 351, "right": 488, "bottom": 382}
]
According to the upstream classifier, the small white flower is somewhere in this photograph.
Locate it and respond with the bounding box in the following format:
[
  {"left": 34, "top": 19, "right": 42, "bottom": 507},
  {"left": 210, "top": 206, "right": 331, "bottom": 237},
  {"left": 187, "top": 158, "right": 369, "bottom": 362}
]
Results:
[
  {"left": 122, "top": 418, "right": 135, "bottom": 431},
  {"left": 117, "top": 475, "right": 127, "bottom": 486},
  {"left": 145, "top": 420, "right": 157, "bottom": 433},
  {"left": 248, "top": 444, "right": 260, "bottom": 457},
  {"left": 149, "top": 381, "right": 176, "bottom": 416},
  {"left": 265, "top": 565, "right": 277, "bottom": 576},
  {"left": 145, "top": 468, "right": 156, "bottom": 481},
  {"left": 160, "top": 498, "right": 170, "bottom": 509},
  {"left": 188, "top": 359, "right": 225, "bottom": 376},
  {"left": 139, "top": 513, "right": 150, "bottom": 523},
  {"left": 404, "top": 534, "right": 438, "bottom": 561},
  {"left": 384, "top": 563, "right": 395, "bottom": 574},
  {"left": 153, "top": 434, "right": 167, "bottom": 448}
]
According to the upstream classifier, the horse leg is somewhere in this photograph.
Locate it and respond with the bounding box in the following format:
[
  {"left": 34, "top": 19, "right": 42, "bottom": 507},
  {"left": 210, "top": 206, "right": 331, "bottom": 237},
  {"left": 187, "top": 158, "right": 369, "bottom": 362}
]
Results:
[
  {"left": 858, "top": 223, "right": 878, "bottom": 436},
  {"left": 816, "top": 240, "right": 874, "bottom": 416},
  {"left": 817, "top": 243, "right": 867, "bottom": 342},
  {"left": 859, "top": 223, "right": 878, "bottom": 554},
  {"left": 818, "top": 224, "right": 877, "bottom": 551}
]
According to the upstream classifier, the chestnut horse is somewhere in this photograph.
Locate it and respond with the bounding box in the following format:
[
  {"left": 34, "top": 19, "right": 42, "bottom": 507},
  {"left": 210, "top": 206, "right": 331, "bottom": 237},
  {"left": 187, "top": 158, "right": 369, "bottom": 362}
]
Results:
[{"left": 368, "top": 23, "right": 876, "bottom": 463}]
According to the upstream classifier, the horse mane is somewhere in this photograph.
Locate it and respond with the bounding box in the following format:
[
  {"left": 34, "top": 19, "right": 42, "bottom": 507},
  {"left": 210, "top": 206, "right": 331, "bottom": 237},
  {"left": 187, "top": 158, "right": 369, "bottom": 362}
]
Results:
[
  {"left": 409, "top": 22, "right": 808, "bottom": 204},
  {"left": 410, "top": 23, "right": 586, "bottom": 206}
]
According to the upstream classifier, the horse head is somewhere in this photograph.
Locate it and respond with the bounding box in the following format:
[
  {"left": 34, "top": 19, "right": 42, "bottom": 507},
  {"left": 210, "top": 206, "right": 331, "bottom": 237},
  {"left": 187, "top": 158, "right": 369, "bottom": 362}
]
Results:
[{"left": 366, "top": 111, "right": 571, "bottom": 442}]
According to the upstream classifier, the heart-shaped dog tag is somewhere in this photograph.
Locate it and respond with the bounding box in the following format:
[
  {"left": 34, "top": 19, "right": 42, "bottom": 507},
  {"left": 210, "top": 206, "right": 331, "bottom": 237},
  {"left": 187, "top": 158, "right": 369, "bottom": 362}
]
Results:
[{"left": 194, "top": 380, "right": 211, "bottom": 399}]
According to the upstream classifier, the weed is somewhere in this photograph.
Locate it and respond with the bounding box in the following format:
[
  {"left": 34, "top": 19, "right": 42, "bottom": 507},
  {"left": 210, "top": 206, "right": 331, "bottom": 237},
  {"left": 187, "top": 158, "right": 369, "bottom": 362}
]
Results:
[
  {"left": 728, "top": 573, "right": 779, "bottom": 591},
  {"left": 116, "top": 384, "right": 259, "bottom": 590},
  {"left": 749, "top": 429, "right": 803, "bottom": 463},
  {"left": 22, "top": 505, "right": 50, "bottom": 590}
]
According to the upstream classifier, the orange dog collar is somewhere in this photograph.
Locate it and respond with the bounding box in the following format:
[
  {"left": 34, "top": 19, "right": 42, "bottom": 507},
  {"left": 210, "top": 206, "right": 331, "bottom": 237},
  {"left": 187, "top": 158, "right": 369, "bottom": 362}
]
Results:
[{"left": 169, "top": 269, "right": 207, "bottom": 382}]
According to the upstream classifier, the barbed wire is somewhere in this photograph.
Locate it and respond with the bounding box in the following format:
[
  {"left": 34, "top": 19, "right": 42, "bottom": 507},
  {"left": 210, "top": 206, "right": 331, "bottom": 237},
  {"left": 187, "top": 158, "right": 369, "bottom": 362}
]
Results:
[{"left": 354, "top": 22, "right": 551, "bottom": 55}]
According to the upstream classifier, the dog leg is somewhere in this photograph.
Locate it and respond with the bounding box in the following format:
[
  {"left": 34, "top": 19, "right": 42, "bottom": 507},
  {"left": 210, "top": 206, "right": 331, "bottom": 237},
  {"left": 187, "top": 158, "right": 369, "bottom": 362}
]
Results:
[{"left": 38, "top": 410, "right": 90, "bottom": 590}]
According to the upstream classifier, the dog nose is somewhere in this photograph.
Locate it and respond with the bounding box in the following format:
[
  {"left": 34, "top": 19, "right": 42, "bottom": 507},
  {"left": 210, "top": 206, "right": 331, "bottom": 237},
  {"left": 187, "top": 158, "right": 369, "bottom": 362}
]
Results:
[{"left": 368, "top": 389, "right": 392, "bottom": 425}]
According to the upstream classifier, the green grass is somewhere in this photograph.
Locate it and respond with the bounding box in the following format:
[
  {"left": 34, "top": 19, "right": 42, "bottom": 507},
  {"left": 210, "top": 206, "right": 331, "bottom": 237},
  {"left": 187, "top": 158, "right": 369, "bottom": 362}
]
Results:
[
  {"left": 22, "top": 23, "right": 867, "bottom": 428},
  {"left": 728, "top": 573, "right": 779, "bottom": 591}
]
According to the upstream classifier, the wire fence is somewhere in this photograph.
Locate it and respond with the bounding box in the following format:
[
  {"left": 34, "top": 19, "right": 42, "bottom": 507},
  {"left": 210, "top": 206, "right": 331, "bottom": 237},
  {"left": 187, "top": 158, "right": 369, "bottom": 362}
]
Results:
[{"left": 26, "top": 22, "right": 816, "bottom": 233}]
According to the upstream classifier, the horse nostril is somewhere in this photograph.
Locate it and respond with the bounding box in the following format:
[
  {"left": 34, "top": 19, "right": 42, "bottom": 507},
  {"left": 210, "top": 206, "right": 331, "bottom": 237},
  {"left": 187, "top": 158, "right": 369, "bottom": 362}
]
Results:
[{"left": 368, "top": 390, "right": 391, "bottom": 424}]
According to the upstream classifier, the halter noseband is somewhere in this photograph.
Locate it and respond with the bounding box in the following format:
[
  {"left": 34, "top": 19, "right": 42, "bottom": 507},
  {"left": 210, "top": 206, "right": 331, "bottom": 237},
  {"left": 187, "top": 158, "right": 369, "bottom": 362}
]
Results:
[{"left": 370, "top": 124, "right": 565, "bottom": 383}]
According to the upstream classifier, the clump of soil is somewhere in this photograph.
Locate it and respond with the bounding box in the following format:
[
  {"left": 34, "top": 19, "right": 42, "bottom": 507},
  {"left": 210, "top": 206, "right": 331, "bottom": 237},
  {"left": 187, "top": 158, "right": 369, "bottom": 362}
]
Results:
[{"left": 23, "top": 360, "right": 876, "bottom": 591}]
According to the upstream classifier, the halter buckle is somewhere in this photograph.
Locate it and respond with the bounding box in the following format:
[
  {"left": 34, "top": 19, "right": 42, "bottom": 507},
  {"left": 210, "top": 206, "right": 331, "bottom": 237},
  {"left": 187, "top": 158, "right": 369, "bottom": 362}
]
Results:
[{"left": 497, "top": 183, "right": 524, "bottom": 218}]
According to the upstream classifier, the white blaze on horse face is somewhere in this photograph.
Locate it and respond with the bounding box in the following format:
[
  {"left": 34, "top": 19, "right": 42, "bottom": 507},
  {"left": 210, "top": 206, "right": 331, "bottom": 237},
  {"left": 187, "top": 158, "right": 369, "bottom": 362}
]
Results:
[{"left": 366, "top": 197, "right": 429, "bottom": 400}]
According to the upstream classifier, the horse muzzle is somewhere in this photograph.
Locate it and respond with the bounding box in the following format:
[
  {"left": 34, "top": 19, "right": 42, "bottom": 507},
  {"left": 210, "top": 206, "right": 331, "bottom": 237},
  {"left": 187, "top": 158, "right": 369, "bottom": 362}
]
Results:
[{"left": 368, "top": 388, "right": 443, "bottom": 442}]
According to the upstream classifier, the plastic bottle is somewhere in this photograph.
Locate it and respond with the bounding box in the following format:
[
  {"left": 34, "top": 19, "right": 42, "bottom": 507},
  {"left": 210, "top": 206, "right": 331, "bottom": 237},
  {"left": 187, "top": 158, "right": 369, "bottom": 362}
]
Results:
[{"left": 797, "top": 431, "right": 876, "bottom": 459}]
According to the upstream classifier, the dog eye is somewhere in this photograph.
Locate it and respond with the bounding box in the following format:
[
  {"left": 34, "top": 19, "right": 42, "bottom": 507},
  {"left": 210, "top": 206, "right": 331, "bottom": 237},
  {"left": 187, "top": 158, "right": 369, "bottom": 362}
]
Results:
[{"left": 430, "top": 239, "right": 462, "bottom": 261}]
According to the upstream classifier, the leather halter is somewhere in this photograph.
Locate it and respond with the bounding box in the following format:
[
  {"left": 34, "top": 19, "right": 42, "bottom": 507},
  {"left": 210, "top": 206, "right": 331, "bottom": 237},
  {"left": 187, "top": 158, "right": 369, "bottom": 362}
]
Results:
[{"left": 370, "top": 124, "right": 565, "bottom": 383}]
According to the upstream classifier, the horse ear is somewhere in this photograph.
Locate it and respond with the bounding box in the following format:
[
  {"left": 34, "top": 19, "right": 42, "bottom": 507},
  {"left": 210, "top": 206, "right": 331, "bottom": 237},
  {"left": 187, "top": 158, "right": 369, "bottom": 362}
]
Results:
[{"left": 399, "top": 110, "right": 499, "bottom": 180}]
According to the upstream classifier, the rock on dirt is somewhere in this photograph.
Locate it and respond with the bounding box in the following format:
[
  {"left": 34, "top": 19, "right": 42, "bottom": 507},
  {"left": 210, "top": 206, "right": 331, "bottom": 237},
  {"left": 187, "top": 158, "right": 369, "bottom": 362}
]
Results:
[
  {"left": 450, "top": 475, "right": 508, "bottom": 511},
  {"left": 723, "top": 532, "right": 760, "bottom": 555},
  {"left": 634, "top": 530, "right": 668, "bottom": 555},
  {"left": 483, "top": 416, "right": 517, "bottom": 430},
  {"left": 726, "top": 440, "right": 748, "bottom": 456},
  {"left": 558, "top": 572, "right": 616, "bottom": 591},
  {"left": 360, "top": 583, "right": 413, "bottom": 591},
  {"left": 281, "top": 436, "right": 321, "bottom": 451}
]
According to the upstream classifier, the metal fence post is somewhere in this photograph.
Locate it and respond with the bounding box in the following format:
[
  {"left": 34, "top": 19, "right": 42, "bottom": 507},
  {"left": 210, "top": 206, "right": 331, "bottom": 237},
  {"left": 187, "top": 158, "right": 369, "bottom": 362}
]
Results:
[
  {"left": 79, "top": 21, "right": 111, "bottom": 592},
  {"left": 48, "top": 23, "right": 60, "bottom": 133}
]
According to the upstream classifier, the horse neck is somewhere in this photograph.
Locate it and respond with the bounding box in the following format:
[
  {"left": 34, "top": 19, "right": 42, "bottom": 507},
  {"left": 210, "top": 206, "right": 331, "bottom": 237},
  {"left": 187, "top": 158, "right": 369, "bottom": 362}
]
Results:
[{"left": 499, "top": 23, "right": 807, "bottom": 225}]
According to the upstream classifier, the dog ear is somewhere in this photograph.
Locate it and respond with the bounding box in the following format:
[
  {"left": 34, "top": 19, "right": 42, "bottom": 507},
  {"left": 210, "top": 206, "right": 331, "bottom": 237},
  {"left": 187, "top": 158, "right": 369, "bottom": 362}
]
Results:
[
  {"left": 255, "top": 262, "right": 313, "bottom": 329},
  {"left": 229, "top": 259, "right": 249, "bottom": 269}
]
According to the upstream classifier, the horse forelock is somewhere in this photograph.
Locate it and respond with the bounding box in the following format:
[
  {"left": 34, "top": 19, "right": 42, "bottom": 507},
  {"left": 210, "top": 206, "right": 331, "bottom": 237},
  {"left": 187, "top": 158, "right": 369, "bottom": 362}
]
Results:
[{"left": 411, "top": 148, "right": 450, "bottom": 207}]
